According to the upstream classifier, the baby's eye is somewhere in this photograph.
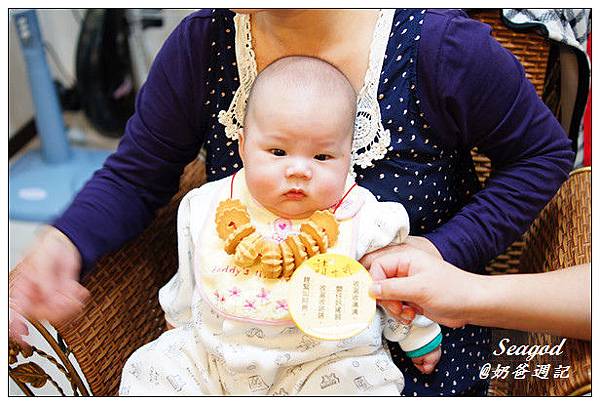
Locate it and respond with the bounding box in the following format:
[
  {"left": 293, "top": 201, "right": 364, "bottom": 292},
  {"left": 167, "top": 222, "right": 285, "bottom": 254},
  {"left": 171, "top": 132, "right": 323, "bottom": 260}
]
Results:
[
  {"left": 270, "top": 149, "right": 286, "bottom": 156},
  {"left": 314, "top": 154, "right": 332, "bottom": 161}
]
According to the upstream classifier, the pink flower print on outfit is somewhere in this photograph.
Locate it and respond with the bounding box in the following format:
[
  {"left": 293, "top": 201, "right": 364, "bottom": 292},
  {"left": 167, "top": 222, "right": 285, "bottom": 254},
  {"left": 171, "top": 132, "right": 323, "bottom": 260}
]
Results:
[
  {"left": 276, "top": 300, "right": 288, "bottom": 311},
  {"left": 256, "top": 288, "right": 270, "bottom": 302},
  {"left": 214, "top": 290, "right": 226, "bottom": 303}
]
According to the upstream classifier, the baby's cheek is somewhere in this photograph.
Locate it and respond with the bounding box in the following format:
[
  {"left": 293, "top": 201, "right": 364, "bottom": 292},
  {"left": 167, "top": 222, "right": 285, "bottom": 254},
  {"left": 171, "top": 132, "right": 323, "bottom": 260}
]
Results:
[
  {"left": 317, "top": 175, "right": 346, "bottom": 207},
  {"left": 247, "top": 169, "right": 276, "bottom": 201}
]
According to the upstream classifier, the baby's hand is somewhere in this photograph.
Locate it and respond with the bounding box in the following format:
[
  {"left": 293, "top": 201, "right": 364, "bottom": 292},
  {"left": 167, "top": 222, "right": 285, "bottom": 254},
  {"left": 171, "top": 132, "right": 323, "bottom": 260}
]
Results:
[{"left": 411, "top": 345, "right": 441, "bottom": 374}]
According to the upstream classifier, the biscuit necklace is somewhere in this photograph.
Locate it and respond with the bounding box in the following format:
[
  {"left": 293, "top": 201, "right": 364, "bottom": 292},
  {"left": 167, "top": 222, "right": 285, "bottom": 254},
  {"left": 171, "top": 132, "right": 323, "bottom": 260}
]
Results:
[{"left": 215, "top": 171, "right": 356, "bottom": 279}]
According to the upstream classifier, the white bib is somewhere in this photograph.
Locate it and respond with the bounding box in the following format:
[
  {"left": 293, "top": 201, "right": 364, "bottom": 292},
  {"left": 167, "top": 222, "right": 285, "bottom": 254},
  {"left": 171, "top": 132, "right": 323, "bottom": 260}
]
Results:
[{"left": 194, "top": 170, "right": 360, "bottom": 325}]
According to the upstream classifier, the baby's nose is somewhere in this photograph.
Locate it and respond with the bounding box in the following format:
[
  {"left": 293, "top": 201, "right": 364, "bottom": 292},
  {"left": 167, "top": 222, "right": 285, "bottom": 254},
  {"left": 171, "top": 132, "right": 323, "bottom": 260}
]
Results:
[{"left": 285, "top": 160, "right": 312, "bottom": 180}]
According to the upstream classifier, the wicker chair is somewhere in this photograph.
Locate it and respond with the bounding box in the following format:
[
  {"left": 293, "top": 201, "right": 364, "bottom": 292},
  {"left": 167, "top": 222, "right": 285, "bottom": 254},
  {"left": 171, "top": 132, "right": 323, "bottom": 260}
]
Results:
[{"left": 8, "top": 10, "right": 591, "bottom": 396}]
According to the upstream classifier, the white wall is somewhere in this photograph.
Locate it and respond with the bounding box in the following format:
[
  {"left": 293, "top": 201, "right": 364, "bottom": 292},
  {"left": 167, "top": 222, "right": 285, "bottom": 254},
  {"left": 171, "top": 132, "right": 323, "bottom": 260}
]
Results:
[
  {"left": 8, "top": 9, "right": 192, "bottom": 139},
  {"left": 8, "top": 12, "right": 36, "bottom": 137}
]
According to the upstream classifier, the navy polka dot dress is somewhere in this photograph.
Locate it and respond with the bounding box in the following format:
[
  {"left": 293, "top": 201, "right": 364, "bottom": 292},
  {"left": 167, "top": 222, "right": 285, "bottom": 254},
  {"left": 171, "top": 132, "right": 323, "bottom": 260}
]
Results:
[{"left": 197, "top": 9, "right": 491, "bottom": 395}]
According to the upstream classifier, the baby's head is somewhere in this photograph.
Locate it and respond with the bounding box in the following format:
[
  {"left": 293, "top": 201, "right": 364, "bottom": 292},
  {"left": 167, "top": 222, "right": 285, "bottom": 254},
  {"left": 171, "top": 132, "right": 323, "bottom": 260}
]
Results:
[{"left": 239, "top": 56, "right": 356, "bottom": 219}]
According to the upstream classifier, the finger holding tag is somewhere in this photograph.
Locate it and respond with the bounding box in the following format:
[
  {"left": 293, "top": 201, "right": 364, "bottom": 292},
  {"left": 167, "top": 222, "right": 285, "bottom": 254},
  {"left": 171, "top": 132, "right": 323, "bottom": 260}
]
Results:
[{"left": 287, "top": 253, "right": 376, "bottom": 340}]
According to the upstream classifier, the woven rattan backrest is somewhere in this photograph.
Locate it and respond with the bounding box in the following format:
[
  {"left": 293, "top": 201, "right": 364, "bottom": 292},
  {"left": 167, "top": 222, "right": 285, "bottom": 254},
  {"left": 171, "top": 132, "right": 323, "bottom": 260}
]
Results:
[{"left": 520, "top": 167, "right": 591, "bottom": 273}]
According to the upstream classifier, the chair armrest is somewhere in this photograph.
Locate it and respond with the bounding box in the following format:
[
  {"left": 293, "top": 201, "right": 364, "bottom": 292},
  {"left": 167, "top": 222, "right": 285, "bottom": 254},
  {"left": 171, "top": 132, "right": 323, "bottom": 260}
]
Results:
[
  {"left": 489, "top": 168, "right": 591, "bottom": 396},
  {"left": 519, "top": 167, "right": 591, "bottom": 275}
]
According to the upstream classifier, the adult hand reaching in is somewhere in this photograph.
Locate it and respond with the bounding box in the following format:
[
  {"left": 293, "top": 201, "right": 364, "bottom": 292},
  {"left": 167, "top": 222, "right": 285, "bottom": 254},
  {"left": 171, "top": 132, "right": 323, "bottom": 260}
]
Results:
[
  {"left": 360, "top": 236, "right": 448, "bottom": 324},
  {"left": 9, "top": 226, "right": 89, "bottom": 347},
  {"left": 364, "top": 244, "right": 591, "bottom": 340},
  {"left": 365, "top": 244, "right": 476, "bottom": 329}
]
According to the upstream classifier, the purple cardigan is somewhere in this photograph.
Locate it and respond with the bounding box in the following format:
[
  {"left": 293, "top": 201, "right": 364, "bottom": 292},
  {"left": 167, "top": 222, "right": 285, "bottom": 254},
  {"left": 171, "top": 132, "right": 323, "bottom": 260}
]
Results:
[{"left": 54, "top": 9, "right": 574, "bottom": 278}]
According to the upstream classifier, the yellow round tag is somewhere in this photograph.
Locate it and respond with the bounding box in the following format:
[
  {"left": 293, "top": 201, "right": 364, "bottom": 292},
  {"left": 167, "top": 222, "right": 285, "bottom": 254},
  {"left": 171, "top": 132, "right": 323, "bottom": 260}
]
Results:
[{"left": 287, "top": 253, "right": 376, "bottom": 340}]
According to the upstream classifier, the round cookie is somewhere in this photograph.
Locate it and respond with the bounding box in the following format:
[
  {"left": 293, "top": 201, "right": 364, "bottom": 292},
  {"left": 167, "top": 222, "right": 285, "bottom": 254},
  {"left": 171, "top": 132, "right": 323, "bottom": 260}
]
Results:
[
  {"left": 234, "top": 232, "right": 263, "bottom": 267},
  {"left": 259, "top": 239, "right": 282, "bottom": 279},
  {"left": 279, "top": 240, "right": 296, "bottom": 278},
  {"left": 224, "top": 223, "right": 255, "bottom": 255},
  {"left": 300, "top": 220, "right": 329, "bottom": 253},
  {"left": 298, "top": 232, "right": 320, "bottom": 257},
  {"left": 285, "top": 234, "right": 308, "bottom": 268},
  {"left": 216, "top": 199, "right": 244, "bottom": 217},
  {"left": 309, "top": 210, "right": 339, "bottom": 247},
  {"left": 216, "top": 207, "right": 251, "bottom": 240}
]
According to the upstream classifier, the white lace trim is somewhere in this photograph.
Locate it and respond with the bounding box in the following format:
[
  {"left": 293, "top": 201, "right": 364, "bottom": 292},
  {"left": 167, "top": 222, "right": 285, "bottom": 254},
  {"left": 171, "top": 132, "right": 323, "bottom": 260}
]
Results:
[
  {"left": 217, "top": 13, "right": 257, "bottom": 140},
  {"left": 352, "top": 9, "right": 394, "bottom": 170},
  {"left": 218, "top": 10, "right": 395, "bottom": 171}
]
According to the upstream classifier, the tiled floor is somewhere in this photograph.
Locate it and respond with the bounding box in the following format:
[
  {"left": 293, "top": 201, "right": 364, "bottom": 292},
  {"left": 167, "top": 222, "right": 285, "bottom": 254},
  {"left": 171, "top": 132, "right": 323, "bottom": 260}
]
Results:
[{"left": 9, "top": 112, "right": 119, "bottom": 396}]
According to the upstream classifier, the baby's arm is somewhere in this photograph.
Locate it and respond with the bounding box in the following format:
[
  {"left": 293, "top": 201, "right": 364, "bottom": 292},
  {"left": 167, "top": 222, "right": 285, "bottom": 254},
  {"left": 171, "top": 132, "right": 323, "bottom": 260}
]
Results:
[
  {"left": 158, "top": 190, "right": 197, "bottom": 328},
  {"left": 158, "top": 180, "right": 223, "bottom": 329},
  {"left": 355, "top": 193, "right": 441, "bottom": 373},
  {"left": 354, "top": 194, "right": 410, "bottom": 260}
]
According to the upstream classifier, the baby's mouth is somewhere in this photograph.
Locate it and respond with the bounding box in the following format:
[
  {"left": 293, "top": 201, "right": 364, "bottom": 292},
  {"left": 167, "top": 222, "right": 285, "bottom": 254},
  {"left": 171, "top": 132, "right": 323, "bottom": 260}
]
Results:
[{"left": 283, "top": 189, "right": 306, "bottom": 200}]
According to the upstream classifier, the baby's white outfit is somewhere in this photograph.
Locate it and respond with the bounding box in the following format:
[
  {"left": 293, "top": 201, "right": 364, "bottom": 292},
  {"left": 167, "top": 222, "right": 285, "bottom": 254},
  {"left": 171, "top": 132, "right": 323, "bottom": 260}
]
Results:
[{"left": 119, "top": 170, "right": 441, "bottom": 395}]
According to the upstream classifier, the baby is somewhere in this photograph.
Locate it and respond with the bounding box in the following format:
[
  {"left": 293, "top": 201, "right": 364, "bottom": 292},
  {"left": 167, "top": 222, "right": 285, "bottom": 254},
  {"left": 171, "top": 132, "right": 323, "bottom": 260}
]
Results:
[{"left": 119, "top": 56, "right": 442, "bottom": 395}]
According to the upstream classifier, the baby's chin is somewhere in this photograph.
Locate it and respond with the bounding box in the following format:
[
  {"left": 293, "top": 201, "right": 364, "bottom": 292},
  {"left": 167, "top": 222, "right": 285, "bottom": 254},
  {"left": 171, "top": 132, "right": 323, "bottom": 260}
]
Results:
[
  {"left": 267, "top": 202, "right": 327, "bottom": 220},
  {"left": 270, "top": 208, "right": 314, "bottom": 220}
]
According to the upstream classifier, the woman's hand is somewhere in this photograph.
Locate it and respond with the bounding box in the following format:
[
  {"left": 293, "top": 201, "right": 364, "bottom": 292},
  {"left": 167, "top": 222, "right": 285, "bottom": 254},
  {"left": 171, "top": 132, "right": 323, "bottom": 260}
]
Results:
[
  {"left": 360, "top": 236, "right": 443, "bottom": 323},
  {"left": 365, "top": 244, "right": 483, "bottom": 329},
  {"left": 9, "top": 227, "right": 89, "bottom": 347}
]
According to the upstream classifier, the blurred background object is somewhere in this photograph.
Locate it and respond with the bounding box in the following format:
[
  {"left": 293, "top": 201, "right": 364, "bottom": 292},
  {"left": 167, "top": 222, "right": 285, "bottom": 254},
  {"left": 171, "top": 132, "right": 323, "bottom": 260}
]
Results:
[
  {"left": 501, "top": 9, "right": 591, "bottom": 168},
  {"left": 9, "top": 9, "right": 112, "bottom": 223},
  {"left": 75, "top": 9, "right": 164, "bottom": 137},
  {"left": 9, "top": 9, "right": 190, "bottom": 223}
]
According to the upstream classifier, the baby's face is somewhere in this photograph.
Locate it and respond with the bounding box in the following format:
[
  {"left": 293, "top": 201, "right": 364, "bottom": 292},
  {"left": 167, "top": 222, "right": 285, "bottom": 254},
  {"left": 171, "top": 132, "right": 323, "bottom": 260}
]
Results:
[{"left": 240, "top": 99, "right": 353, "bottom": 219}]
